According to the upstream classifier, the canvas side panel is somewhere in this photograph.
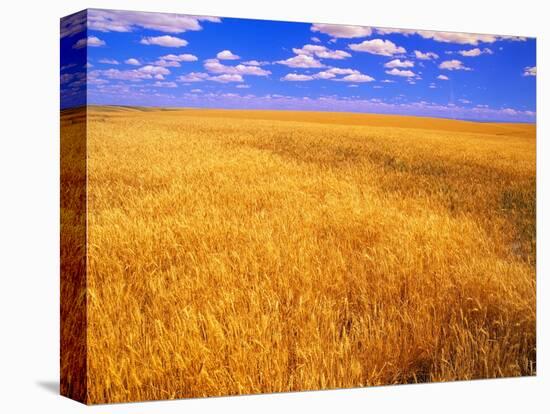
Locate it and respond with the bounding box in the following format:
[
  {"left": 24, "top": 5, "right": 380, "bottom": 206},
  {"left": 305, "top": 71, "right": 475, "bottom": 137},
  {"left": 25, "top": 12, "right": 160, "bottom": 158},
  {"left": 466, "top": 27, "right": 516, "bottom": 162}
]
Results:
[{"left": 60, "top": 9, "right": 88, "bottom": 404}]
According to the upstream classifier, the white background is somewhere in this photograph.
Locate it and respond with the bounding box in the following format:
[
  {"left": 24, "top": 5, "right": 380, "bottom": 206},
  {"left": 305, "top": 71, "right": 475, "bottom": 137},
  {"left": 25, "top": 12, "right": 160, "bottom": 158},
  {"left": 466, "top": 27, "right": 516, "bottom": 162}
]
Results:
[{"left": 0, "top": 0, "right": 547, "bottom": 412}]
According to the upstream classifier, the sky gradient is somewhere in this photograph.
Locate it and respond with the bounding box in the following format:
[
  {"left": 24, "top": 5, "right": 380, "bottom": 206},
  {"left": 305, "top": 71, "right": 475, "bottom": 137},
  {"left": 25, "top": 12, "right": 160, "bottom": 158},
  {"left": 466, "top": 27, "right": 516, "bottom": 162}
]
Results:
[{"left": 60, "top": 9, "right": 536, "bottom": 122}]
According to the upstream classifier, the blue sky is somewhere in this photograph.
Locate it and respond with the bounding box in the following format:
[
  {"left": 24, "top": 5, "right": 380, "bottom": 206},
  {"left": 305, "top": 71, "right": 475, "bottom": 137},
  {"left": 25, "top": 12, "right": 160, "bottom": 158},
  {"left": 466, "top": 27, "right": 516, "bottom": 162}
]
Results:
[{"left": 60, "top": 9, "right": 536, "bottom": 122}]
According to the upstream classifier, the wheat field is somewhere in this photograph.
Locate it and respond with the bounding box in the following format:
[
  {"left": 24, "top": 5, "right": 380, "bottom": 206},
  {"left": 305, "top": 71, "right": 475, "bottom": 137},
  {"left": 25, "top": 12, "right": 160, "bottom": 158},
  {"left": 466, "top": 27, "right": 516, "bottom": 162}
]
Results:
[{"left": 63, "top": 106, "right": 536, "bottom": 404}]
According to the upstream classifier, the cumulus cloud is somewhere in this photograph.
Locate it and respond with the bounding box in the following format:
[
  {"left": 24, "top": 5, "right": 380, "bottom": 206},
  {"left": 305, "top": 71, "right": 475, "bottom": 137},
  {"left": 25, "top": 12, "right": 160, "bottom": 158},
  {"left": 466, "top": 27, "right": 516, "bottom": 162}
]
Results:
[
  {"left": 73, "top": 36, "right": 106, "bottom": 49},
  {"left": 162, "top": 53, "right": 198, "bottom": 62},
  {"left": 335, "top": 73, "right": 375, "bottom": 82},
  {"left": 281, "top": 73, "right": 314, "bottom": 81},
  {"left": 216, "top": 50, "right": 240, "bottom": 60},
  {"left": 154, "top": 53, "right": 198, "bottom": 67},
  {"left": 385, "top": 68, "right": 416, "bottom": 77},
  {"left": 311, "top": 23, "right": 372, "bottom": 38},
  {"left": 501, "top": 108, "right": 518, "bottom": 115},
  {"left": 153, "top": 81, "right": 178, "bottom": 88},
  {"left": 177, "top": 72, "right": 244, "bottom": 83},
  {"left": 384, "top": 59, "right": 414, "bottom": 68},
  {"left": 99, "top": 58, "right": 119, "bottom": 65},
  {"left": 458, "top": 47, "right": 493, "bottom": 57},
  {"left": 61, "top": 11, "right": 86, "bottom": 38},
  {"left": 311, "top": 36, "right": 321, "bottom": 43},
  {"left": 439, "top": 60, "right": 471, "bottom": 70},
  {"left": 177, "top": 72, "right": 210, "bottom": 82},
  {"left": 241, "top": 60, "right": 268, "bottom": 66},
  {"left": 374, "top": 27, "right": 526, "bottom": 45},
  {"left": 88, "top": 9, "right": 220, "bottom": 34},
  {"left": 293, "top": 44, "right": 351, "bottom": 59},
  {"left": 178, "top": 62, "right": 265, "bottom": 83},
  {"left": 138, "top": 65, "right": 171, "bottom": 76},
  {"left": 276, "top": 54, "right": 325, "bottom": 68},
  {"left": 89, "top": 65, "right": 170, "bottom": 82},
  {"left": 349, "top": 39, "right": 406, "bottom": 56},
  {"left": 414, "top": 50, "right": 439, "bottom": 60},
  {"left": 283, "top": 67, "right": 374, "bottom": 82},
  {"left": 375, "top": 27, "right": 418, "bottom": 36},
  {"left": 140, "top": 35, "right": 188, "bottom": 47},
  {"left": 204, "top": 59, "right": 271, "bottom": 76},
  {"left": 209, "top": 74, "right": 244, "bottom": 83},
  {"left": 437, "top": 74, "right": 449, "bottom": 80},
  {"left": 125, "top": 58, "right": 141, "bottom": 65},
  {"left": 416, "top": 31, "right": 499, "bottom": 45},
  {"left": 313, "top": 67, "right": 359, "bottom": 79},
  {"left": 523, "top": 66, "right": 536, "bottom": 77}
]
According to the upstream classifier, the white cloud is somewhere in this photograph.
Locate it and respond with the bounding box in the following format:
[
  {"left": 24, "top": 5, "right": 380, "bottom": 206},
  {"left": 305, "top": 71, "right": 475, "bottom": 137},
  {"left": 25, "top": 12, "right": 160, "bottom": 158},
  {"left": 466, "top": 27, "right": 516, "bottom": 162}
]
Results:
[
  {"left": 140, "top": 36, "right": 188, "bottom": 47},
  {"left": 458, "top": 47, "right": 493, "bottom": 57},
  {"left": 314, "top": 71, "right": 337, "bottom": 79},
  {"left": 292, "top": 44, "right": 351, "bottom": 60},
  {"left": 99, "top": 58, "right": 119, "bottom": 65},
  {"left": 381, "top": 79, "right": 395, "bottom": 83},
  {"left": 60, "top": 63, "right": 77, "bottom": 71},
  {"left": 139, "top": 65, "right": 171, "bottom": 76},
  {"left": 458, "top": 98, "right": 471, "bottom": 104},
  {"left": 324, "top": 67, "right": 358, "bottom": 76},
  {"left": 437, "top": 74, "right": 449, "bottom": 80},
  {"left": 384, "top": 59, "right": 414, "bottom": 68},
  {"left": 125, "top": 58, "right": 141, "bottom": 65},
  {"left": 375, "top": 27, "right": 526, "bottom": 45},
  {"left": 88, "top": 9, "right": 220, "bottom": 34},
  {"left": 349, "top": 39, "right": 406, "bottom": 56},
  {"left": 88, "top": 36, "right": 106, "bottom": 47},
  {"left": 439, "top": 60, "right": 471, "bottom": 71},
  {"left": 153, "top": 81, "right": 177, "bottom": 88},
  {"left": 204, "top": 59, "right": 271, "bottom": 76},
  {"left": 416, "top": 31, "right": 499, "bottom": 45},
  {"left": 523, "top": 66, "right": 536, "bottom": 77},
  {"left": 375, "top": 27, "right": 418, "bottom": 36},
  {"left": 501, "top": 108, "right": 518, "bottom": 115},
  {"left": 90, "top": 65, "right": 170, "bottom": 82},
  {"left": 335, "top": 73, "right": 375, "bottom": 82},
  {"left": 177, "top": 72, "right": 210, "bottom": 82},
  {"left": 161, "top": 53, "right": 198, "bottom": 62},
  {"left": 281, "top": 73, "right": 314, "bottom": 81},
  {"left": 73, "top": 36, "right": 105, "bottom": 49},
  {"left": 385, "top": 68, "right": 415, "bottom": 77},
  {"left": 429, "top": 83, "right": 436, "bottom": 89},
  {"left": 209, "top": 74, "right": 244, "bottom": 83},
  {"left": 312, "top": 67, "right": 358, "bottom": 80},
  {"left": 236, "top": 84, "right": 251, "bottom": 88},
  {"left": 154, "top": 53, "right": 198, "bottom": 67},
  {"left": 241, "top": 60, "right": 269, "bottom": 66},
  {"left": 282, "top": 67, "right": 373, "bottom": 82},
  {"left": 217, "top": 50, "right": 240, "bottom": 60},
  {"left": 276, "top": 54, "right": 325, "bottom": 68},
  {"left": 414, "top": 50, "right": 439, "bottom": 60},
  {"left": 61, "top": 11, "right": 86, "bottom": 38},
  {"left": 311, "top": 23, "right": 372, "bottom": 38},
  {"left": 311, "top": 36, "right": 321, "bottom": 43},
  {"left": 190, "top": 89, "right": 202, "bottom": 93}
]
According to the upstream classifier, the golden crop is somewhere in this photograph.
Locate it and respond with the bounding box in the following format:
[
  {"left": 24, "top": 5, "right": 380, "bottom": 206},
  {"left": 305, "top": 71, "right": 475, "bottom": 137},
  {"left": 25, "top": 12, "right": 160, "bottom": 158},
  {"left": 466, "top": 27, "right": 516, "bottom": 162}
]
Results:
[{"left": 62, "top": 106, "right": 536, "bottom": 404}]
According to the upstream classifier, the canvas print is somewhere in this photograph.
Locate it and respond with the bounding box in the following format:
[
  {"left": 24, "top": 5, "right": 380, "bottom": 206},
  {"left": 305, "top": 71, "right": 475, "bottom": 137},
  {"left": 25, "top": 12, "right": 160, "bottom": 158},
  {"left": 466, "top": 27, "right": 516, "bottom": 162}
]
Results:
[{"left": 60, "top": 8, "right": 536, "bottom": 405}]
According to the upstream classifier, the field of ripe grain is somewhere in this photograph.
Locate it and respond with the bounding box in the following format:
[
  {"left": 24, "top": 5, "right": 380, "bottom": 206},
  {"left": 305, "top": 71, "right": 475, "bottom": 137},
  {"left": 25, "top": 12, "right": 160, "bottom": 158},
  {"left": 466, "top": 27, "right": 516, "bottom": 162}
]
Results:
[{"left": 81, "top": 106, "right": 535, "bottom": 404}]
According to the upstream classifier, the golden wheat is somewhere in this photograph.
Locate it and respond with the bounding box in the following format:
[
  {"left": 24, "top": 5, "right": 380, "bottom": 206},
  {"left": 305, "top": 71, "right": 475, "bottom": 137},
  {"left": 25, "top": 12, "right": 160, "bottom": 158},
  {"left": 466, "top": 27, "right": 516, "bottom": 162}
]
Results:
[{"left": 68, "top": 106, "right": 535, "bottom": 403}]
